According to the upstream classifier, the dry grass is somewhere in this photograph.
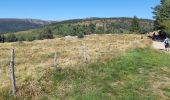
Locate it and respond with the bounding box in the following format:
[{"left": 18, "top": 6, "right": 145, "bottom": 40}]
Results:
[{"left": 0, "top": 34, "right": 151, "bottom": 98}]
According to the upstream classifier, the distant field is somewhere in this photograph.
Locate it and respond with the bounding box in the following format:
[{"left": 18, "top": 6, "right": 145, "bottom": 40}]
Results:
[{"left": 0, "top": 34, "right": 152, "bottom": 99}]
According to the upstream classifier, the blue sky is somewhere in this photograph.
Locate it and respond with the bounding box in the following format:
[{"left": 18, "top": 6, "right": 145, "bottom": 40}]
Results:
[{"left": 0, "top": 0, "right": 160, "bottom": 20}]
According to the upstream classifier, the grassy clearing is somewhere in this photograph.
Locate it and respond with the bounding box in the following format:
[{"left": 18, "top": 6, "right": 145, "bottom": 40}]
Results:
[
  {"left": 48, "top": 48, "right": 170, "bottom": 100},
  {"left": 0, "top": 34, "right": 151, "bottom": 99}
]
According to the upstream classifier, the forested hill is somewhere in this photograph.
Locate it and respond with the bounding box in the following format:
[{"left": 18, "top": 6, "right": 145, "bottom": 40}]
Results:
[
  {"left": 2, "top": 17, "right": 154, "bottom": 42},
  {"left": 0, "top": 18, "right": 51, "bottom": 33},
  {"left": 47, "top": 17, "right": 154, "bottom": 35},
  {"left": 51, "top": 17, "right": 153, "bottom": 25}
]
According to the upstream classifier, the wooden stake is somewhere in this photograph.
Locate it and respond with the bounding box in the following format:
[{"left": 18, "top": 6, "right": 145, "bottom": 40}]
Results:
[
  {"left": 108, "top": 43, "right": 112, "bottom": 51},
  {"left": 10, "top": 48, "right": 16, "bottom": 96},
  {"left": 83, "top": 44, "right": 88, "bottom": 64},
  {"left": 54, "top": 52, "right": 58, "bottom": 67},
  {"left": 95, "top": 45, "right": 100, "bottom": 60}
]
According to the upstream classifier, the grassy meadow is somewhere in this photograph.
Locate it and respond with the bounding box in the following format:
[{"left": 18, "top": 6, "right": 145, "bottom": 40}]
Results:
[
  {"left": 49, "top": 48, "right": 170, "bottom": 100},
  {"left": 1, "top": 34, "right": 169, "bottom": 100}
]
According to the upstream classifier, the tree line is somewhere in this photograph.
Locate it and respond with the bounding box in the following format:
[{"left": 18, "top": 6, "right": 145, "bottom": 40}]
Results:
[
  {"left": 0, "top": 28, "right": 54, "bottom": 42},
  {"left": 0, "top": 17, "right": 153, "bottom": 43}
]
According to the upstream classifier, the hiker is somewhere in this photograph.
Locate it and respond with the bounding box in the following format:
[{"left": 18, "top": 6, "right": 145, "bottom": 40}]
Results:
[
  {"left": 164, "top": 37, "right": 169, "bottom": 51},
  {"left": 152, "top": 33, "right": 156, "bottom": 40}
]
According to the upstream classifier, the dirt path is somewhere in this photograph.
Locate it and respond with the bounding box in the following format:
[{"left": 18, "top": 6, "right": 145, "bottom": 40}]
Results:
[
  {"left": 152, "top": 41, "right": 165, "bottom": 50},
  {"left": 152, "top": 41, "right": 170, "bottom": 53}
]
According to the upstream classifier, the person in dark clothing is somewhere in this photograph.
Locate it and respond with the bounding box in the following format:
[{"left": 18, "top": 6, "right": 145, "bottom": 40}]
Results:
[
  {"left": 164, "top": 37, "right": 169, "bottom": 51},
  {"left": 152, "top": 33, "right": 156, "bottom": 40}
]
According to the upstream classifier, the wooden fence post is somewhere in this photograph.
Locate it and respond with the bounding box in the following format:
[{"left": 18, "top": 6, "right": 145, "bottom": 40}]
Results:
[
  {"left": 95, "top": 44, "right": 100, "bottom": 60},
  {"left": 83, "top": 43, "right": 88, "bottom": 64},
  {"left": 116, "top": 40, "right": 118, "bottom": 48},
  {"left": 10, "top": 48, "right": 16, "bottom": 96},
  {"left": 108, "top": 43, "right": 112, "bottom": 51},
  {"left": 54, "top": 52, "right": 58, "bottom": 67}
]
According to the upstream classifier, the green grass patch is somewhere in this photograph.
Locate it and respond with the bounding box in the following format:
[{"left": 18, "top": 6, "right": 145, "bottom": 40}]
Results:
[
  {"left": 47, "top": 48, "right": 170, "bottom": 100},
  {"left": 1, "top": 48, "right": 170, "bottom": 99}
]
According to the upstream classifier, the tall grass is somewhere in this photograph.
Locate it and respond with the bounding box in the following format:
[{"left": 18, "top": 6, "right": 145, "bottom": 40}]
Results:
[
  {"left": 1, "top": 47, "right": 170, "bottom": 99},
  {"left": 0, "top": 34, "right": 153, "bottom": 99},
  {"left": 47, "top": 48, "right": 170, "bottom": 100}
]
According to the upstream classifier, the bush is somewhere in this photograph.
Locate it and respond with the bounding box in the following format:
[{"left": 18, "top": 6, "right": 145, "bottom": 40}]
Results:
[
  {"left": 6, "top": 34, "right": 17, "bottom": 42},
  {"left": 0, "top": 35, "right": 5, "bottom": 43},
  {"left": 27, "top": 36, "right": 36, "bottom": 41},
  {"left": 18, "top": 36, "right": 25, "bottom": 41},
  {"left": 77, "top": 33, "right": 84, "bottom": 38},
  {"left": 38, "top": 28, "right": 54, "bottom": 40}
]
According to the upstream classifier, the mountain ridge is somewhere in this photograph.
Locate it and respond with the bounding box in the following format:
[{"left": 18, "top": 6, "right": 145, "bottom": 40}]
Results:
[{"left": 0, "top": 18, "right": 53, "bottom": 33}]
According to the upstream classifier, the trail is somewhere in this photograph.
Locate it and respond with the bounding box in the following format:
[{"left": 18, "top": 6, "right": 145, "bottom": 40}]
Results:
[
  {"left": 152, "top": 41, "right": 165, "bottom": 50},
  {"left": 152, "top": 41, "right": 170, "bottom": 53}
]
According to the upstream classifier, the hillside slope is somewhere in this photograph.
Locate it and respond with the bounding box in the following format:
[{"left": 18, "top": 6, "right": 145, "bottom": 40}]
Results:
[
  {"left": 44, "top": 17, "right": 154, "bottom": 36},
  {"left": 6, "top": 17, "right": 153, "bottom": 42},
  {"left": 0, "top": 18, "right": 51, "bottom": 33}
]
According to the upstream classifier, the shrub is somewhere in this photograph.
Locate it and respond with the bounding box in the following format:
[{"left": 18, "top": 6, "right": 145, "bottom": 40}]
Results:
[
  {"left": 77, "top": 33, "right": 84, "bottom": 38},
  {"left": 27, "top": 36, "right": 36, "bottom": 41},
  {"left": 18, "top": 36, "right": 25, "bottom": 41},
  {"left": 6, "top": 34, "right": 17, "bottom": 42},
  {"left": 38, "top": 28, "right": 54, "bottom": 40}
]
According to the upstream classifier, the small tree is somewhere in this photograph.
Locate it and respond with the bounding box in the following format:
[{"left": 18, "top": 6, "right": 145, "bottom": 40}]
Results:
[
  {"left": 27, "top": 36, "right": 36, "bottom": 41},
  {"left": 6, "top": 34, "right": 17, "bottom": 42},
  {"left": 18, "top": 36, "right": 25, "bottom": 42},
  {"left": 78, "top": 32, "right": 84, "bottom": 38},
  {"left": 0, "top": 34, "right": 5, "bottom": 43},
  {"left": 129, "top": 16, "right": 141, "bottom": 33},
  {"left": 2, "top": 34, "right": 5, "bottom": 43},
  {"left": 38, "top": 28, "right": 54, "bottom": 40},
  {"left": 88, "top": 23, "right": 96, "bottom": 34},
  {"left": 0, "top": 35, "right": 2, "bottom": 43}
]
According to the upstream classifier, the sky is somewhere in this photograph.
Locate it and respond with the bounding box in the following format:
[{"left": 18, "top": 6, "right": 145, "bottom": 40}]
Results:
[{"left": 0, "top": 0, "right": 160, "bottom": 20}]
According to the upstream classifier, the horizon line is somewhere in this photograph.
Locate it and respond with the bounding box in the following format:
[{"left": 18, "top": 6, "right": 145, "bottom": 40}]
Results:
[{"left": 0, "top": 16, "right": 154, "bottom": 21}]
